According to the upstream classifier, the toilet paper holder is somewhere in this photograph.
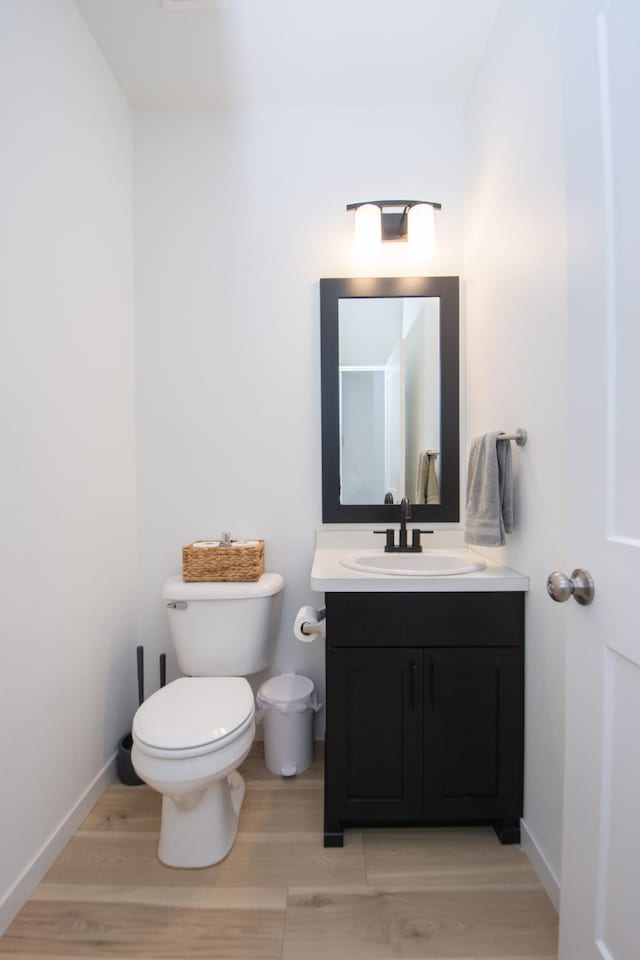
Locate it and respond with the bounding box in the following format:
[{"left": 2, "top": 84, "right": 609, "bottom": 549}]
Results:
[{"left": 301, "top": 608, "right": 326, "bottom": 637}]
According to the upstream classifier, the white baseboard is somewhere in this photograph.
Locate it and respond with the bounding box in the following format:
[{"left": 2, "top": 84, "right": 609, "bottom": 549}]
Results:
[
  {"left": 520, "top": 818, "right": 561, "bottom": 912},
  {"left": 0, "top": 754, "right": 116, "bottom": 936}
]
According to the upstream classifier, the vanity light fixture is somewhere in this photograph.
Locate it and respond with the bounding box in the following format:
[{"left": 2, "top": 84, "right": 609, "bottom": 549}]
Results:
[{"left": 347, "top": 200, "right": 441, "bottom": 259}]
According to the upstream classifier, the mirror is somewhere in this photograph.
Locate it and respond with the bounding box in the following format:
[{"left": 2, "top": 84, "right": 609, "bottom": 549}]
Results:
[{"left": 320, "top": 277, "right": 459, "bottom": 523}]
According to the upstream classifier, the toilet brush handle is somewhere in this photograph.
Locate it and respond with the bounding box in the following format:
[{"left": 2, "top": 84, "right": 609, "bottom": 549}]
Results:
[
  {"left": 159, "top": 653, "right": 166, "bottom": 688},
  {"left": 136, "top": 645, "right": 144, "bottom": 706}
]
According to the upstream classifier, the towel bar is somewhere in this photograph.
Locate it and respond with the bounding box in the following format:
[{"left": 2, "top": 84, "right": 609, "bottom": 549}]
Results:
[{"left": 498, "top": 428, "right": 527, "bottom": 446}]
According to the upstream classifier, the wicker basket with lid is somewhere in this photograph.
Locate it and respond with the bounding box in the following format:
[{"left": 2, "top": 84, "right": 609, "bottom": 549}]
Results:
[{"left": 182, "top": 539, "right": 265, "bottom": 582}]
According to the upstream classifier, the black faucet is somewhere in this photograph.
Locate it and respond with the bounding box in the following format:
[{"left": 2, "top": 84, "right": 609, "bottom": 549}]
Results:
[
  {"left": 376, "top": 498, "right": 433, "bottom": 553},
  {"left": 399, "top": 497, "right": 411, "bottom": 549}
]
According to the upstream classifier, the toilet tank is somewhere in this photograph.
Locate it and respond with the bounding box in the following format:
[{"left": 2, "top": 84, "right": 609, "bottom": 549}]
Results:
[{"left": 163, "top": 573, "right": 284, "bottom": 677}]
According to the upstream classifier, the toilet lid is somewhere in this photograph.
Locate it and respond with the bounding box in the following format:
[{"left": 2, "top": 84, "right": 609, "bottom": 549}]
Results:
[{"left": 133, "top": 677, "right": 254, "bottom": 751}]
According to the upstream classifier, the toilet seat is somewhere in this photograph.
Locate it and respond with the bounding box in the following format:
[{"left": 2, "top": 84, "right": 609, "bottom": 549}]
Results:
[{"left": 133, "top": 676, "right": 255, "bottom": 759}]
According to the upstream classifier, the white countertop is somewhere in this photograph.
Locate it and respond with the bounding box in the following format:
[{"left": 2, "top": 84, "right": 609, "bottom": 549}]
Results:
[{"left": 310, "top": 529, "right": 529, "bottom": 594}]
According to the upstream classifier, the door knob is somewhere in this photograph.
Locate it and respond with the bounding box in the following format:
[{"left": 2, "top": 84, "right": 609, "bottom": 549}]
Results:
[{"left": 546, "top": 569, "right": 595, "bottom": 606}]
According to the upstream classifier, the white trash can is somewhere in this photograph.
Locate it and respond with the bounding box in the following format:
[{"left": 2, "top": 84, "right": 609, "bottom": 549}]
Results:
[{"left": 257, "top": 673, "right": 320, "bottom": 776}]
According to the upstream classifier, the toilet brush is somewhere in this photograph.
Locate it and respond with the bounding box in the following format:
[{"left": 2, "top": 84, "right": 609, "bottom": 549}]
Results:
[
  {"left": 137, "top": 644, "right": 144, "bottom": 707},
  {"left": 116, "top": 645, "right": 145, "bottom": 786},
  {"left": 159, "top": 653, "right": 166, "bottom": 688}
]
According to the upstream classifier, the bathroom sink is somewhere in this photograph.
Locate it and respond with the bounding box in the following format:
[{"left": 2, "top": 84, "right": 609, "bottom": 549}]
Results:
[{"left": 339, "top": 549, "right": 486, "bottom": 577}]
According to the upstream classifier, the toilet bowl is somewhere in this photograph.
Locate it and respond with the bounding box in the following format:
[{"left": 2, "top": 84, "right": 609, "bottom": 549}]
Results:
[{"left": 132, "top": 676, "right": 255, "bottom": 868}]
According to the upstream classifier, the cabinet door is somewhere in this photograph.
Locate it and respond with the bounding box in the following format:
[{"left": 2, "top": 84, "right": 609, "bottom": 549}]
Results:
[
  {"left": 423, "top": 648, "right": 523, "bottom": 820},
  {"left": 326, "top": 647, "right": 423, "bottom": 825}
]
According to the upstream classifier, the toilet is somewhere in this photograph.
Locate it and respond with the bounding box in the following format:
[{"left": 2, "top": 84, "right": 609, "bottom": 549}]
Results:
[{"left": 131, "top": 572, "right": 284, "bottom": 868}]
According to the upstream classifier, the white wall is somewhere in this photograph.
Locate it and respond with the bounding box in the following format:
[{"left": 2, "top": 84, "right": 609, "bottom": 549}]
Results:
[
  {"left": 464, "top": 0, "right": 570, "bottom": 905},
  {"left": 133, "top": 105, "right": 465, "bottom": 720},
  {"left": 0, "top": 0, "right": 137, "bottom": 929}
]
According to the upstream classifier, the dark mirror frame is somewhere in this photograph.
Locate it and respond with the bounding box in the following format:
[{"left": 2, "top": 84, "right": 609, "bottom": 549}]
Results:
[{"left": 320, "top": 276, "right": 460, "bottom": 523}]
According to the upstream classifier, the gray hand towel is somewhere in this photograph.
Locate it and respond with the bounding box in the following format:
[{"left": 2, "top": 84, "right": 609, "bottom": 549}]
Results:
[{"left": 464, "top": 432, "right": 513, "bottom": 546}]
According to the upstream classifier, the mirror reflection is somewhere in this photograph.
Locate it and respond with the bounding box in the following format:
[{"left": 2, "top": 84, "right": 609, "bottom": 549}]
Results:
[{"left": 339, "top": 297, "right": 440, "bottom": 505}]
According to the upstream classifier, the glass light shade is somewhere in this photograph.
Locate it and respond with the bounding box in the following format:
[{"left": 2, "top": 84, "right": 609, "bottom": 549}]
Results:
[
  {"left": 408, "top": 203, "right": 436, "bottom": 259},
  {"left": 354, "top": 203, "right": 381, "bottom": 257}
]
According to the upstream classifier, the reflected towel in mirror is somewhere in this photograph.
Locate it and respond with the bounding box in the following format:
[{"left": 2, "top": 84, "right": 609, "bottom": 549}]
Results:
[{"left": 416, "top": 450, "right": 440, "bottom": 504}]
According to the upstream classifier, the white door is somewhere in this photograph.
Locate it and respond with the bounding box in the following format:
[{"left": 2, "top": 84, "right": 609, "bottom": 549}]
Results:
[{"left": 559, "top": 1, "right": 640, "bottom": 957}]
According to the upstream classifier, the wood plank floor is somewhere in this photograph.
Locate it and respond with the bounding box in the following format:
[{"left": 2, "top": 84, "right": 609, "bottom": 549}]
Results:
[{"left": 0, "top": 746, "right": 558, "bottom": 959}]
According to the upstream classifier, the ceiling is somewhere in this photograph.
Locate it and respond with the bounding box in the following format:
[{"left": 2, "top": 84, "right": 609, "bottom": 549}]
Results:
[{"left": 75, "top": 0, "right": 503, "bottom": 110}]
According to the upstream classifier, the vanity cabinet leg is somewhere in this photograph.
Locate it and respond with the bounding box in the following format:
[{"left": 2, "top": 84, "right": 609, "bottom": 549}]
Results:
[
  {"left": 494, "top": 818, "right": 521, "bottom": 844},
  {"left": 324, "top": 821, "right": 344, "bottom": 847}
]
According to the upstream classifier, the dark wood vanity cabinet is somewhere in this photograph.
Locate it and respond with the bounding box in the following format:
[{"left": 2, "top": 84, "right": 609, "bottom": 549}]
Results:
[{"left": 323, "top": 591, "right": 525, "bottom": 847}]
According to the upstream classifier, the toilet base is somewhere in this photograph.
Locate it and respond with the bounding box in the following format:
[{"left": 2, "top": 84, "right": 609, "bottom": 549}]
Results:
[{"left": 158, "top": 771, "right": 246, "bottom": 868}]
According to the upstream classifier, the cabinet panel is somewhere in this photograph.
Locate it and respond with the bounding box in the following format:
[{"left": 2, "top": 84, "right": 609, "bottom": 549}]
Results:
[
  {"left": 326, "top": 592, "right": 524, "bottom": 648},
  {"left": 326, "top": 593, "right": 407, "bottom": 646},
  {"left": 325, "top": 647, "right": 422, "bottom": 827},
  {"left": 423, "top": 648, "right": 523, "bottom": 819}
]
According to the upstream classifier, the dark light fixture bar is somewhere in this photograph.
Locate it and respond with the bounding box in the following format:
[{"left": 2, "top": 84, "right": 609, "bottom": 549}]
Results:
[
  {"left": 345, "top": 200, "right": 442, "bottom": 210},
  {"left": 347, "top": 200, "right": 441, "bottom": 244}
]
